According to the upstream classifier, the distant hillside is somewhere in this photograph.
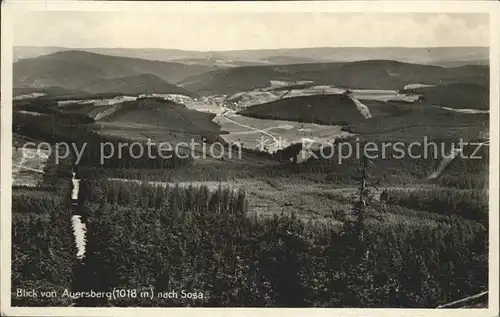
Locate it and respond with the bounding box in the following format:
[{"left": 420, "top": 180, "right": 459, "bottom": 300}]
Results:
[
  {"left": 13, "top": 50, "right": 216, "bottom": 92},
  {"left": 238, "top": 94, "right": 365, "bottom": 126},
  {"left": 14, "top": 46, "right": 488, "bottom": 67},
  {"left": 343, "top": 101, "right": 489, "bottom": 142},
  {"left": 213, "top": 46, "right": 489, "bottom": 66},
  {"left": 14, "top": 46, "right": 219, "bottom": 63},
  {"left": 83, "top": 74, "right": 195, "bottom": 97},
  {"left": 14, "top": 46, "right": 66, "bottom": 61},
  {"left": 179, "top": 66, "right": 293, "bottom": 96},
  {"left": 168, "top": 58, "right": 267, "bottom": 68},
  {"left": 410, "top": 83, "right": 489, "bottom": 110},
  {"left": 99, "top": 98, "right": 221, "bottom": 142},
  {"left": 238, "top": 94, "right": 489, "bottom": 142},
  {"left": 180, "top": 60, "right": 489, "bottom": 95},
  {"left": 13, "top": 86, "right": 87, "bottom": 97},
  {"left": 435, "top": 60, "right": 489, "bottom": 68},
  {"left": 264, "top": 56, "right": 321, "bottom": 65}
]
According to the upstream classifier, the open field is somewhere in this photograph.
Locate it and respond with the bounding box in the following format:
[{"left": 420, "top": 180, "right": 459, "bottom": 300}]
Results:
[
  {"left": 15, "top": 81, "right": 488, "bottom": 149},
  {"left": 107, "top": 177, "right": 474, "bottom": 225},
  {"left": 217, "top": 113, "right": 352, "bottom": 152},
  {"left": 52, "top": 94, "right": 355, "bottom": 154},
  {"left": 12, "top": 147, "right": 49, "bottom": 187},
  {"left": 227, "top": 85, "right": 419, "bottom": 108},
  {"left": 109, "top": 177, "right": 354, "bottom": 221}
]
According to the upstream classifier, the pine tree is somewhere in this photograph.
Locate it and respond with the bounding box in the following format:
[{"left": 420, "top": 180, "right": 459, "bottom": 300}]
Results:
[
  {"left": 346, "top": 153, "right": 376, "bottom": 249},
  {"left": 342, "top": 153, "right": 378, "bottom": 305}
]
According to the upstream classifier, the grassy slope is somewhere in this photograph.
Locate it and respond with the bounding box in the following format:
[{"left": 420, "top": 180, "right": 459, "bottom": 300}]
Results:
[{"left": 238, "top": 94, "right": 365, "bottom": 125}]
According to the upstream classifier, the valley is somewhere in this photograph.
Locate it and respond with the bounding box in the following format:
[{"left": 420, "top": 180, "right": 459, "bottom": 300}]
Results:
[{"left": 11, "top": 46, "right": 490, "bottom": 308}]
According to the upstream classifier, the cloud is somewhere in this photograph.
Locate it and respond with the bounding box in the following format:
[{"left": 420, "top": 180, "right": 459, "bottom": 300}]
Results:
[{"left": 14, "top": 11, "right": 489, "bottom": 49}]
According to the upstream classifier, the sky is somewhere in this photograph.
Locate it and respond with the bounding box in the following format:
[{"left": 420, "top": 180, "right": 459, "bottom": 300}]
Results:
[{"left": 14, "top": 12, "right": 489, "bottom": 50}]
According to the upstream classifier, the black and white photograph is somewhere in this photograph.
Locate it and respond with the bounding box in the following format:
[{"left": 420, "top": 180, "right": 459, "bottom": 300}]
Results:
[{"left": 1, "top": 1, "right": 499, "bottom": 315}]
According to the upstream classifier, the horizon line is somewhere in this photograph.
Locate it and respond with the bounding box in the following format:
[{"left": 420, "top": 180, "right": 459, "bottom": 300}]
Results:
[{"left": 14, "top": 45, "right": 490, "bottom": 52}]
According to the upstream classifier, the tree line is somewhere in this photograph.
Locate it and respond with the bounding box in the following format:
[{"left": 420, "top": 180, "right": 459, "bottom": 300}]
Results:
[{"left": 72, "top": 175, "right": 488, "bottom": 307}]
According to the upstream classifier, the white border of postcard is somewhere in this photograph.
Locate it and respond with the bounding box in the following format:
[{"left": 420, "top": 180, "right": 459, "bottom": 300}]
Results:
[{"left": 1, "top": 1, "right": 499, "bottom": 316}]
